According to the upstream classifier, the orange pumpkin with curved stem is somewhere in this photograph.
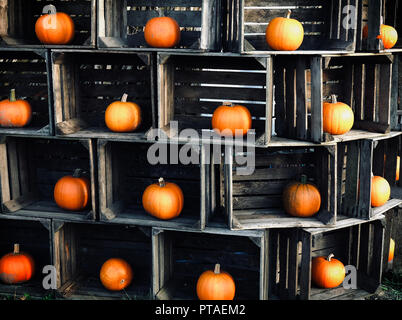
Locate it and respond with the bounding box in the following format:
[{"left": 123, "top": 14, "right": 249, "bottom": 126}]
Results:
[
  {"left": 371, "top": 176, "right": 390, "bottom": 207},
  {"left": 54, "top": 169, "right": 90, "bottom": 211},
  {"left": 105, "top": 94, "right": 142, "bottom": 132},
  {"left": 144, "top": 16, "right": 180, "bottom": 48},
  {"left": 35, "top": 5, "right": 75, "bottom": 45},
  {"left": 100, "top": 258, "right": 133, "bottom": 291},
  {"left": 312, "top": 254, "right": 345, "bottom": 288},
  {"left": 212, "top": 102, "right": 252, "bottom": 137},
  {"left": 142, "top": 178, "right": 184, "bottom": 220},
  {"left": 323, "top": 95, "right": 354, "bottom": 135},
  {"left": 196, "top": 264, "right": 236, "bottom": 300},
  {"left": 0, "top": 244, "right": 35, "bottom": 284},
  {"left": 0, "top": 89, "right": 32, "bottom": 128},
  {"left": 265, "top": 10, "right": 304, "bottom": 51}
]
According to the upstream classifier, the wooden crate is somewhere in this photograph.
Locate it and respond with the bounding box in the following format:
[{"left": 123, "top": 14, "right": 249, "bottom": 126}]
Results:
[
  {"left": 0, "top": 136, "right": 97, "bottom": 221},
  {"left": 0, "top": 49, "right": 53, "bottom": 136},
  {"left": 98, "top": 140, "right": 210, "bottom": 230},
  {"left": 0, "top": 215, "right": 52, "bottom": 298},
  {"left": 52, "top": 220, "right": 152, "bottom": 299},
  {"left": 223, "top": 0, "right": 359, "bottom": 54},
  {"left": 337, "top": 132, "right": 402, "bottom": 220},
  {"left": 212, "top": 143, "right": 337, "bottom": 230},
  {"left": 156, "top": 53, "right": 273, "bottom": 147},
  {"left": 152, "top": 225, "right": 268, "bottom": 300},
  {"left": 0, "top": 0, "right": 96, "bottom": 48},
  {"left": 51, "top": 50, "right": 155, "bottom": 141},
  {"left": 391, "top": 54, "right": 402, "bottom": 130},
  {"left": 98, "top": 0, "right": 222, "bottom": 51},
  {"left": 268, "top": 215, "right": 386, "bottom": 300},
  {"left": 384, "top": 0, "right": 402, "bottom": 51},
  {"left": 274, "top": 53, "right": 394, "bottom": 143},
  {"left": 382, "top": 207, "right": 398, "bottom": 272}
]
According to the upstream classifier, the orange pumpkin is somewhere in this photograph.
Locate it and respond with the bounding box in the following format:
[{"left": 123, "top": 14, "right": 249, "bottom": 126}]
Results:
[
  {"left": 54, "top": 169, "right": 90, "bottom": 211},
  {"left": 388, "top": 238, "right": 395, "bottom": 262},
  {"left": 0, "top": 244, "right": 35, "bottom": 284},
  {"left": 0, "top": 89, "right": 32, "bottom": 128},
  {"left": 196, "top": 264, "right": 236, "bottom": 300},
  {"left": 397, "top": 156, "right": 400, "bottom": 181},
  {"left": 323, "top": 95, "right": 354, "bottom": 135},
  {"left": 265, "top": 10, "right": 304, "bottom": 51},
  {"left": 100, "top": 258, "right": 133, "bottom": 291},
  {"left": 312, "top": 254, "right": 345, "bottom": 289},
  {"left": 105, "top": 94, "right": 142, "bottom": 133},
  {"left": 282, "top": 175, "right": 321, "bottom": 217},
  {"left": 363, "top": 24, "right": 398, "bottom": 49},
  {"left": 35, "top": 5, "right": 75, "bottom": 45},
  {"left": 142, "top": 178, "right": 184, "bottom": 220},
  {"left": 212, "top": 102, "right": 252, "bottom": 137},
  {"left": 371, "top": 175, "right": 390, "bottom": 207},
  {"left": 144, "top": 16, "right": 181, "bottom": 48}
]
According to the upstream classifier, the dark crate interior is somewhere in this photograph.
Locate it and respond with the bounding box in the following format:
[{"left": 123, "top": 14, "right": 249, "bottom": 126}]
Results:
[
  {"left": 53, "top": 51, "right": 153, "bottom": 139},
  {"left": 100, "top": 141, "right": 202, "bottom": 227},
  {"left": 56, "top": 223, "right": 152, "bottom": 299},
  {"left": 0, "top": 218, "right": 51, "bottom": 297},
  {"left": 156, "top": 230, "right": 260, "bottom": 300},
  {"left": 0, "top": 0, "right": 94, "bottom": 47},
  {"left": 159, "top": 54, "right": 269, "bottom": 144},
  {"left": 0, "top": 137, "right": 94, "bottom": 218},
  {"left": 0, "top": 50, "right": 50, "bottom": 135}
]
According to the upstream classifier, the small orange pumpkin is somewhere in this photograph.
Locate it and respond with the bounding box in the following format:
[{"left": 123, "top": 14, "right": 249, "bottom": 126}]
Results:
[
  {"left": 100, "top": 258, "right": 133, "bottom": 291},
  {"left": 144, "top": 16, "right": 181, "bottom": 48},
  {"left": 397, "top": 156, "right": 400, "bottom": 181},
  {"left": 196, "top": 264, "right": 236, "bottom": 300},
  {"left": 312, "top": 254, "right": 345, "bottom": 289},
  {"left": 212, "top": 102, "right": 252, "bottom": 137},
  {"left": 35, "top": 5, "right": 75, "bottom": 45},
  {"left": 323, "top": 94, "right": 354, "bottom": 135},
  {"left": 54, "top": 169, "right": 90, "bottom": 211},
  {"left": 282, "top": 175, "right": 321, "bottom": 217},
  {"left": 388, "top": 238, "right": 395, "bottom": 262},
  {"left": 0, "top": 244, "right": 35, "bottom": 284},
  {"left": 142, "top": 178, "right": 184, "bottom": 220},
  {"left": 265, "top": 10, "right": 304, "bottom": 51},
  {"left": 105, "top": 93, "right": 142, "bottom": 133},
  {"left": 0, "top": 89, "right": 32, "bottom": 128},
  {"left": 363, "top": 24, "right": 398, "bottom": 49},
  {"left": 371, "top": 175, "right": 390, "bottom": 207}
]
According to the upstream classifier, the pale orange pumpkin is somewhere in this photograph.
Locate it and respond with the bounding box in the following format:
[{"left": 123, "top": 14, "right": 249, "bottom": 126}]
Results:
[
  {"left": 363, "top": 24, "right": 398, "bottom": 49},
  {"left": 282, "top": 175, "right": 321, "bottom": 217},
  {"left": 144, "top": 16, "right": 181, "bottom": 48},
  {"left": 371, "top": 175, "right": 390, "bottom": 207},
  {"left": 54, "top": 169, "right": 90, "bottom": 211},
  {"left": 105, "top": 94, "right": 142, "bottom": 132},
  {"left": 0, "top": 244, "right": 35, "bottom": 284},
  {"left": 100, "top": 258, "right": 133, "bottom": 291},
  {"left": 142, "top": 178, "right": 184, "bottom": 220},
  {"left": 35, "top": 5, "right": 75, "bottom": 45},
  {"left": 196, "top": 264, "right": 236, "bottom": 300},
  {"left": 388, "top": 238, "right": 395, "bottom": 262},
  {"left": 397, "top": 156, "right": 400, "bottom": 181},
  {"left": 265, "top": 10, "right": 304, "bottom": 51},
  {"left": 212, "top": 102, "right": 252, "bottom": 137},
  {"left": 323, "top": 94, "right": 354, "bottom": 135},
  {"left": 312, "top": 254, "right": 345, "bottom": 289},
  {"left": 0, "top": 89, "right": 32, "bottom": 128}
]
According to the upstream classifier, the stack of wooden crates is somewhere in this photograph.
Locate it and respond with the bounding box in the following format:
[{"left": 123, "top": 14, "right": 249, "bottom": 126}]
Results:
[{"left": 0, "top": 0, "right": 401, "bottom": 300}]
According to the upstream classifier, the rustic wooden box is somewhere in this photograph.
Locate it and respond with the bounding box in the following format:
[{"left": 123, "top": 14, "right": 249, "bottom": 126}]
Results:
[
  {"left": 98, "top": 0, "right": 222, "bottom": 51},
  {"left": 223, "top": 0, "right": 358, "bottom": 54},
  {"left": 382, "top": 207, "right": 398, "bottom": 272},
  {"left": 152, "top": 226, "right": 268, "bottom": 300},
  {"left": 268, "top": 215, "right": 386, "bottom": 300},
  {"left": 211, "top": 143, "right": 337, "bottom": 230},
  {"left": 0, "top": 215, "right": 52, "bottom": 298},
  {"left": 98, "top": 140, "right": 210, "bottom": 230},
  {"left": 0, "top": 49, "right": 53, "bottom": 136},
  {"left": 0, "top": 136, "right": 97, "bottom": 221},
  {"left": 274, "top": 54, "right": 394, "bottom": 143},
  {"left": 51, "top": 50, "right": 155, "bottom": 141},
  {"left": 156, "top": 53, "right": 273, "bottom": 147},
  {"left": 52, "top": 220, "right": 152, "bottom": 299},
  {"left": 0, "top": 0, "right": 96, "bottom": 48},
  {"left": 337, "top": 132, "right": 402, "bottom": 220},
  {"left": 391, "top": 54, "right": 402, "bottom": 130}
]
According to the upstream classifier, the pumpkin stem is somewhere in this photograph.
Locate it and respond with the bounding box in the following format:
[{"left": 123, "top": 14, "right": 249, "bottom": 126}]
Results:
[
  {"left": 73, "top": 168, "right": 85, "bottom": 178},
  {"left": 13, "top": 243, "right": 20, "bottom": 255},
  {"left": 300, "top": 174, "right": 308, "bottom": 184},
  {"left": 222, "top": 101, "right": 233, "bottom": 107},
  {"left": 158, "top": 177, "right": 165, "bottom": 187},
  {"left": 214, "top": 264, "right": 221, "bottom": 274},
  {"left": 9, "top": 89, "right": 16, "bottom": 102},
  {"left": 331, "top": 94, "right": 338, "bottom": 104},
  {"left": 327, "top": 253, "right": 335, "bottom": 262},
  {"left": 121, "top": 93, "right": 128, "bottom": 103},
  {"left": 286, "top": 9, "right": 292, "bottom": 19},
  {"left": 42, "top": 4, "right": 57, "bottom": 15}
]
